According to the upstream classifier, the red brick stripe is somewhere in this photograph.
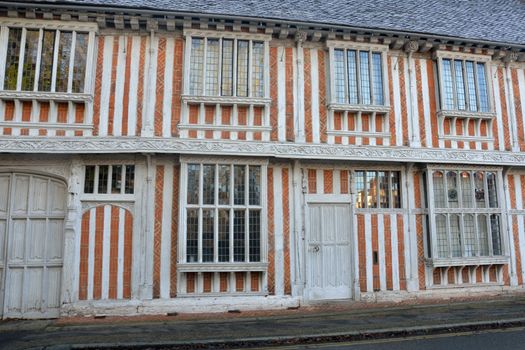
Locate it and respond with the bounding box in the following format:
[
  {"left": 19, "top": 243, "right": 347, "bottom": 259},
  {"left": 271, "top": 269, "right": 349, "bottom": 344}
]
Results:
[
  {"left": 282, "top": 168, "right": 292, "bottom": 295},
  {"left": 93, "top": 206, "right": 104, "bottom": 299},
  {"left": 79, "top": 210, "right": 90, "bottom": 300},
  {"left": 153, "top": 165, "right": 164, "bottom": 298},
  {"left": 155, "top": 38, "right": 166, "bottom": 137}
]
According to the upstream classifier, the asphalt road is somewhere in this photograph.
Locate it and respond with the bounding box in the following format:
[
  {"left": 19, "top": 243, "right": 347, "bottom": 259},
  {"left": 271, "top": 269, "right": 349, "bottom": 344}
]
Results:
[{"left": 254, "top": 327, "right": 525, "bottom": 350}]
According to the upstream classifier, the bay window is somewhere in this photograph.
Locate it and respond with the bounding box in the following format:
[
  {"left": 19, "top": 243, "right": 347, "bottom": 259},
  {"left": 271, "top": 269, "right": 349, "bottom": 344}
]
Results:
[
  {"left": 0, "top": 21, "right": 95, "bottom": 96},
  {"left": 428, "top": 168, "right": 505, "bottom": 261}
]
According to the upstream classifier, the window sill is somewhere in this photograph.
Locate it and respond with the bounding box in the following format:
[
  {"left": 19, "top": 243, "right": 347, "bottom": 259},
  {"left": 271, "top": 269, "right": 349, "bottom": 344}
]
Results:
[
  {"left": 327, "top": 130, "right": 390, "bottom": 138},
  {"left": 327, "top": 103, "right": 390, "bottom": 113},
  {"left": 426, "top": 256, "right": 509, "bottom": 267},
  {"left": 178, "top": 262, "right": 268, "bottom": 272},
  {"left": 0, "top": 90, "right": 93, "bottom": 103},
  {"left": 181, "top": 95, "right": 271, "bottom": 106},
  {"left": 438, "top": 110, "right": 496, "bottom": 120},
  {"left": 178, "top": 124, "right": 272, "bottom": 132},
  {"left": 439, "top": 134, "right": 493, "bottom": 142}
]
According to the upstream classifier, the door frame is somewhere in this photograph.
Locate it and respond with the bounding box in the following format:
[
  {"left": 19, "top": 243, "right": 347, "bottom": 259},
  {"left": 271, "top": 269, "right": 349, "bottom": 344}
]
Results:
[
  {"left": 304, "top": 193, "right": 359, "bottom": 301},
  {"left": 0, "top": 171, "right": 67, "bottom": 319}
]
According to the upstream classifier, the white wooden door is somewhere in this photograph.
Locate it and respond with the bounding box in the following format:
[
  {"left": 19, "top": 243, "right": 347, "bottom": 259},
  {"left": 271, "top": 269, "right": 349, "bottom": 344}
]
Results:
[
  {"left": 0, "top": 173, "right": 66, "bottom": 319},
  {"left": 305, "top": 202, "right": 352, "bottom": 300}
]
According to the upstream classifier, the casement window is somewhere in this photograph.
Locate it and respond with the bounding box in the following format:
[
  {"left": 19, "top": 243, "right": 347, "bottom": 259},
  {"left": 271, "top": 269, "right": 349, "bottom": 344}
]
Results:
[
  {"left": 83, "top": 165, "right": 135, "bottom": 195},
  {"left": 184, "top": 32, "right": 269, "bottom": 99},
  {"left": 0, "top": 21, "right": 96, "bottom": 96},
  {"left": 428, "top": 168, "right": 504, "bottom": 260},
  {"left": 439, "top": 58, "right": 490, "bottom": 113},
  {"left": 332, "top": 48, "right": 385, "bottom": 106},
  {"left": 355, "top": 170, "right": 401, "bottom": 209},
  {"left": 181, "top": 161, "right": 267, "bottom": 265}
]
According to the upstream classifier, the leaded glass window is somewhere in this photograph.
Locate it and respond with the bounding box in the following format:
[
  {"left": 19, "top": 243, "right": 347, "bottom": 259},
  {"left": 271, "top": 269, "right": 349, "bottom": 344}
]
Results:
[
  {"left": 355, "top": 170, "right": 401, "bottom": 209},
  {"left": 332, "top": 48, "right": 385, "bottom": 105},
  {"left": 184, "top": 163, "right": 264, "bottom": 264},
  {"left": 431, "top": 169, "right": 503, "bottom": 259},
  {"left": 2, "top": 27, "right": 90, "bottom": 93},
  {"left": 188, "top": 36, "right": 267, "bottom": 98},
  {"left": 439, "top": 58, "right": 490, "bottom": 112},
  {"left": 83, "top": 164, "right": 135, "bottom": 195}
]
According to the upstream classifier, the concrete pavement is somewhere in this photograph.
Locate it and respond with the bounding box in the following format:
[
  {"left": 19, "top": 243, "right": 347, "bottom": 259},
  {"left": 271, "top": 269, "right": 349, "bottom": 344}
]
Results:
[{"left": 2, "top": 296, "right": 525, "bottom": 349}]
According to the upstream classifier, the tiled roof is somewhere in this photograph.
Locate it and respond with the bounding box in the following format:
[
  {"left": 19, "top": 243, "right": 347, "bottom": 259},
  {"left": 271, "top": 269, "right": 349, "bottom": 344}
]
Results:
[{"left": 30, "top": 0, "right": 525, "bottom": 45}]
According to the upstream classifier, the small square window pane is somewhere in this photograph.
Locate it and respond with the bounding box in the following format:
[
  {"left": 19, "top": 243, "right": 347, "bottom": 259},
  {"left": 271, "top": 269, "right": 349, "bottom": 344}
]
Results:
[
  {"left": 366, "top": 171, "right": 377, "bottom": 208},
  {"left": 347, "top": 50, "right": 358, "bottom": 104},
  {"left": 221, "top": 39, "right": 234, "bottom": 96},
  {"left": 372, "top": 53, "right": 383, "bottom": 105},
  {"left": 491, "top": 214, "right": 502, "bottom": 255},
  {"left": 447, "top": 171, "right": 458, "bottom": 208},
  {"left": 333, "top": 49, "right": 346, "bottom": 103},
  {"left": 252, "top": 41, "right": 265, "bottom": 98},
  {"left": 205, "top": 39, "right": 220, "bottom": 96},
  {"left": 478, "top": 214, "right": 489, "bottom": 256},
  {"left": 189, "top": 38, "right": 204, "bottom": 95},
  {"left": 441, "top": 59, "right": 455, "bottom": 110},
  {"left": 391, "top": 172, "right": 401, "bottom": 208},
  {"left": 477, "top": 63, "right": 489, "bottom": 112},
  {"left": 474, "top": 171, "right": 486, "bottom": 208},
  {"left": 465, "top": 61, "right": 478, "bottom": 112},
  {"left": 359, "top": 51, "right": 371, "bottom": 105},
  {"left": 460, "top": 171, "right": 473, "bottom": 208},
  {"left": 487, "top": 172, "right": 498, "bottom": 208},
  {"left": 433, "top": 171, "right": 446, "bottom": 208},
  {"left": 378, "top": 171, "right": 389, "bottom": 208},
  {"left": 454, "top": 60, "right": 466, "bottom": 110}
]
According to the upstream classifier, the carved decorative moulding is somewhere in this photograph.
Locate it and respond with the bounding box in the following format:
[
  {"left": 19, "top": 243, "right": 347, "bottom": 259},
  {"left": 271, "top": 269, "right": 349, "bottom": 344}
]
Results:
[{"left": 1, "top": 137, "right": 525, "bottom": 166}]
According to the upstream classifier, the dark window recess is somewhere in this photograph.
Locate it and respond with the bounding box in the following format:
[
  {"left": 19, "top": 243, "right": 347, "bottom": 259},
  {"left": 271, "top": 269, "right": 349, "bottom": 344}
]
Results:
[
  {"left": 84, "top": 166, "right": 95, "bottom": 193},
  {"left": 373, "top": 251, "right": 379, "bottom": 265},
  {"left": 83, "top": 164, "right": 135, "bottom": 194}
]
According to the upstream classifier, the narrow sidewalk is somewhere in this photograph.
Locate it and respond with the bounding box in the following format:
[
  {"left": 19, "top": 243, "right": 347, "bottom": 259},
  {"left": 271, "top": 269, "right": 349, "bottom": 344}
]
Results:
[{"left": 3, "top": 295, "right": 525, "bottom": 350}]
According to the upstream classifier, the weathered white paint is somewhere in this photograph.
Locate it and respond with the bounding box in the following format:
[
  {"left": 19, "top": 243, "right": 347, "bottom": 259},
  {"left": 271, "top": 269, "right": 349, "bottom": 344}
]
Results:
[
  {"left": 391, "top": 56, "right": 403, "bottom": 146},
  {"left": 378, "top": 214, "right": 386, "bottom": 291},
  {"left": 277, "top": 47, "right": 286, "bottom": 142},
  {"left": 160, "top": 163, "right": 173, "bottom": 298},
  {"left": 127, "top": 36, "right": 141, "bottom": 137},
  {"left": 364, "top": 213, "right": 373, "bottom": 292},
  {"left": 273, "top": 166, "right": 284, "bottom": 296},
  {"left": 310, "top": 49, "right": 321, "bottom": 144},
  {"left": 420, "top": 60, "right": 432, "bottom": 148},
  {"left": 87, "top": 207, "right": 96, "bottom": 300},
  {"left": 390, "top": 213, "right": 400, "bottom": 291},
  {"left": 113, "top": 36, "right": 127, "bottom": 137},
  {"left": 101, "top": 204, "right": 111, "bottom": 299},
  {"left": 98, "top": 36, "right": 114, "bottom": 137}
]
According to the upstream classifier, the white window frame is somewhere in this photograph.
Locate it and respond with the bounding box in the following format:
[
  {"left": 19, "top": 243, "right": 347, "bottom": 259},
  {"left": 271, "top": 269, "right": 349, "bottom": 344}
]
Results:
[
  {"left": 0, "top": 18, "right": 97, "bottom": 103},
  {"left": 178, "top": 156, "right": 268, "bottom": 273},
  {"left": 426, "top": 165, "right": 509, "bottom": 267},
  {"left": 80, "top": 162, "right": 136, "bottom": 202},
  {"left": 326, "top": 40, "right": 390, "bottom": 112},
  {"left": 434, "top": 50, "right": 496, "bottom": 119},
  {"left": 182, "top": 29, "right": 271, "bottom": 104}
]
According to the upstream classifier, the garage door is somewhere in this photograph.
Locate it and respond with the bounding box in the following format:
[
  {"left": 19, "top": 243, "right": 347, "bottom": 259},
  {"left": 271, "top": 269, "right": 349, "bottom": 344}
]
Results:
[{"left": 0, "top": 173, "right": 66, "bottom": 319}]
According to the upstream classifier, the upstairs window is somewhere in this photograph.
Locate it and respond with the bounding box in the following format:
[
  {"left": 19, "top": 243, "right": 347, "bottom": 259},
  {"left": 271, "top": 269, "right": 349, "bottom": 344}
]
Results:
[
  {"left": 436, "top": 53, "right": 491, "bottom": 113},
  {"left": 328, "top": 42, "right": 387, "bottom": 106},
  {"left": 185, "top": 32, "right": 269, "bottom": 98},
  {"left": 1, "top": 23, "right": 95, "bottom": 94}
]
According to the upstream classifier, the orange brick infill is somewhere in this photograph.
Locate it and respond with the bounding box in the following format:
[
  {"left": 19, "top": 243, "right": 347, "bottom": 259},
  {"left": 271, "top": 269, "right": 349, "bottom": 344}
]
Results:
[
  {"left": 153, "top": 165, "right": 164, "bottom": 298},
  {"left": 109, "top": 206, "right": 119, "bottom": 299},
  {"left": 323, "top": 169, "right": 333, "bottom": 194},
  {"left": 387, "top": 56, "right": 396, "bottom": 146},
  {"left": 318, "top": 49, "right": 327, "bottom": 143},
  {"left": 304, "top": 48, "right": 313, "bottom": 143},
  {"left": 426, "top": 59, "right": 439, "bottom": 148},
  {"left": 123, "top": 210, "right": 133, "bottom": 299},
  {"left": 498, "top": 67, "right": 511, "bottom": 150},
  {"left": 357, "top": 214, "right": 366, "bottom": 292},
  {"left": 285, "top": 48, "right": 295, "bottom": 142},
  {"left": 154, "top": 37, "right": 167, "bottom": 137},
  {"left": 171, "top": 38, "right": 184, "bottom": 137},
  {"left": 269, "top": 47, "right": 279, "bottom": 141}
]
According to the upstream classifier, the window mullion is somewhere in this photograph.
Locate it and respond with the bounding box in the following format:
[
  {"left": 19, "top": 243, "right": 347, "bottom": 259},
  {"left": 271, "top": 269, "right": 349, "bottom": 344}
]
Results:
[
  {"left": 229, "top": 164, "right": 234, "bottom": 263},
  {"left": 120, "top": 163, "right": 126, "bottom": 195},
  {"left": 94, "top": 165, "right": 100, "bottom": 195},
  {"left": 245, "top": 165, "right": 249, "bottom": 262},
  {"left": 473, "top": 60, "right": 481, "bottom": 112},
  {"left": 16, "top": 28, "right": 27, "bottom": 91},
  {"left": 450, "top": 59, "right": 458, "bottom": 111},
  {"left": 388, "top": 171, "right": 393, "bottom": 210},
  {"left": 33, "top": 28, "right": 43, "bottom": 92},
  {"left": 50, "top": 30, "right": 60, "bottom": 93},
  {"left": 376, "top": 172, "right": 380, "bottom": 209},
  {"left": 67, "top": 31, "right": 76, "bottom": 93},
  {"left": 0, "top": 27, "right": 8, "bottom": 90},
  {"left": 198, "top": 164, "right": 204, "bottom": 263},
  {"left": 107, "top": 165, "right": 112, "bottom": 195},
  {"left": 214, "top": 165, "right": 219, "bottom": 263}
]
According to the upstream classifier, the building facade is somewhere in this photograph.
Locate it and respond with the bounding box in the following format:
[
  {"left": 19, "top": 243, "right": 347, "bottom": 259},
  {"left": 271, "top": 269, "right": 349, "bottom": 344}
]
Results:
[{"left": 0, "top": 1, "right": 525, "bottom": 319}]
